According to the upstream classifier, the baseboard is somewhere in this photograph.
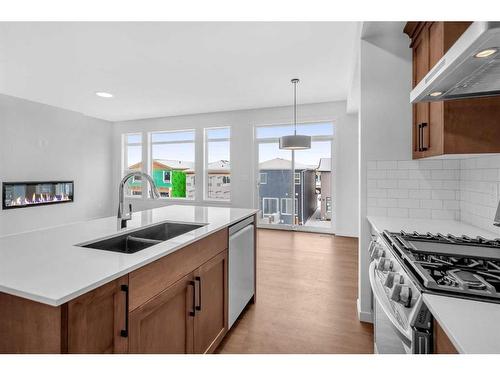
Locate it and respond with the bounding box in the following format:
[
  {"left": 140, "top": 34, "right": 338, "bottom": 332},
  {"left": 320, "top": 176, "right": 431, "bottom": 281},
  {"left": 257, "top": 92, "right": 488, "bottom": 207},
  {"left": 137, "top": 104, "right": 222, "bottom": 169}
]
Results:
[{"left": 357, "top": 298, "right": 373, "bottom": 323}]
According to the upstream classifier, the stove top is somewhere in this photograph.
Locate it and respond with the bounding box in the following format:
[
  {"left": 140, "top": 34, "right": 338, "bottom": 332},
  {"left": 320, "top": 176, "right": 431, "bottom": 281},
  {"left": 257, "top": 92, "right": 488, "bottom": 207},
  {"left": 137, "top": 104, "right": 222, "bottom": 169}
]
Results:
[{"left": 382, "top": 230, "right": 500, "bottom": 302}]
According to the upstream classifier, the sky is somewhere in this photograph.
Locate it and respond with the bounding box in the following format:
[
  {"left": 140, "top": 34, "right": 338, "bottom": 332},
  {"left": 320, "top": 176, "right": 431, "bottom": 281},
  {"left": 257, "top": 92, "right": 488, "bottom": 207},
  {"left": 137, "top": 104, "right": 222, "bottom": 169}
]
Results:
[{"left": 126, "top": 122, "right": 333, "bottom": 169}]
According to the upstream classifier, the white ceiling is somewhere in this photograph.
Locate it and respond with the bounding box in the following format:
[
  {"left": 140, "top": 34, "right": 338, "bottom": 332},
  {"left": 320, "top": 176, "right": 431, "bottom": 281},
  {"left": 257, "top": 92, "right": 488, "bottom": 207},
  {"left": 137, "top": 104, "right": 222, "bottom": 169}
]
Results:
[{"left": 0, "top": 22, "right": 359, "bottom": 122}]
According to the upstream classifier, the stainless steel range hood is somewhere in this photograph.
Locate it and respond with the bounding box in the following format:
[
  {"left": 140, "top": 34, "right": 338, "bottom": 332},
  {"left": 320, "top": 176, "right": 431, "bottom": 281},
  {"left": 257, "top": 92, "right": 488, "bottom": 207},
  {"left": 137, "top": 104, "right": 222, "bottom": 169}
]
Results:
[{"left": 411, "top": 22, "right": 500, "bottom": 103}]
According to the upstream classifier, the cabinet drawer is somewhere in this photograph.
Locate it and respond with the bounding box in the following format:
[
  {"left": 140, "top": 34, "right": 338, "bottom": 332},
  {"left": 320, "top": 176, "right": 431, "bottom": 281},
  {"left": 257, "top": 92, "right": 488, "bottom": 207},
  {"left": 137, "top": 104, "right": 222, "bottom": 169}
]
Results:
[{"left": 129, "top": 228, "right": 228, "bottom": 311}]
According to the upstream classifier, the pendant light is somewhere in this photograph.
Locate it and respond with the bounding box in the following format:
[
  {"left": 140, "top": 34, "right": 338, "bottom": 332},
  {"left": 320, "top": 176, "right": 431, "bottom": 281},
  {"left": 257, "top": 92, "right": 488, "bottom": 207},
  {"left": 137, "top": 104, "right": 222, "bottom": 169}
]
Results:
[{"left": 279, "top": 78, "right": 311, "bottom": 150}]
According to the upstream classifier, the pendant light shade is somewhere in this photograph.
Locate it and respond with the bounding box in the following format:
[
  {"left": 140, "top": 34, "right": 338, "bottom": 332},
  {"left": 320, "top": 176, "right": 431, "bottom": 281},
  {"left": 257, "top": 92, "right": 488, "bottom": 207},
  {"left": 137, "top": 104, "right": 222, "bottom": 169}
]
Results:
[
  {"left": 279, "top": 134, "right": 311, "bottom": 150},
  {"left": 279, "top": 78, "right": 311, "bottom": 150}
]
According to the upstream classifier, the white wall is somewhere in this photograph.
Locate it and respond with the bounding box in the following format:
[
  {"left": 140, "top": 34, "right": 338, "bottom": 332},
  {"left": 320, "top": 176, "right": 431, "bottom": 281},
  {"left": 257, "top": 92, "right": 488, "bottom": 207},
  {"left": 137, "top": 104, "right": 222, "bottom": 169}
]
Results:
[
  {"left": 113, "top": 101, "right": 359, "bottom": 237},
  {"left": 358, "top": 22, "right": 412, "bottom": 321},
  {"left": 0, "top": 94, "right": 114, "bottom": 236}
]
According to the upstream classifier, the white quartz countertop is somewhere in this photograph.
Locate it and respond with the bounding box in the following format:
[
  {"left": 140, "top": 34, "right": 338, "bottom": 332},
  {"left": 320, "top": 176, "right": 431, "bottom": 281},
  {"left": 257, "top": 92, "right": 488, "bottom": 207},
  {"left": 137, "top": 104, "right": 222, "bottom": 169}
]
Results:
[
  {"left": 0, "top": 205, "right": 257, "bottom": 306},
  {"left": 367, "top": 216, "right": 500, "bottom": 354},
  {"left": 423, "top": 294, "right": 500, "bottom": 354}
]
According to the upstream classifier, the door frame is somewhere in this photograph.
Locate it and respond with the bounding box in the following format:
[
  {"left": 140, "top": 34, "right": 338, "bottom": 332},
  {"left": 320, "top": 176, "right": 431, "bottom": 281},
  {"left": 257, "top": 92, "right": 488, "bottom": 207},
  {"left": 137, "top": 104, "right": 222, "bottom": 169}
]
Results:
[{"left": 253, "top": 120, "right": 336, "bottom": 234}]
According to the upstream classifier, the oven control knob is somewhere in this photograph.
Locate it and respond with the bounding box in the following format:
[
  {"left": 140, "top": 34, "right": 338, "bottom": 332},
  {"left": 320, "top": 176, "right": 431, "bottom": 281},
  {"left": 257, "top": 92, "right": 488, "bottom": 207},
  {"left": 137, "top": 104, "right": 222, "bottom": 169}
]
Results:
[
  {"left": 390, "top": 284, "right": 412, "bottom": 307},
  {"left": 384, "top": 272, "right": 403, "bottom": 288},
  {"left": 376, "top": 257, "right": 393, "bottom": 272},
  {"left": 371, "top": 247, "right": 385, "bottom": 260}
]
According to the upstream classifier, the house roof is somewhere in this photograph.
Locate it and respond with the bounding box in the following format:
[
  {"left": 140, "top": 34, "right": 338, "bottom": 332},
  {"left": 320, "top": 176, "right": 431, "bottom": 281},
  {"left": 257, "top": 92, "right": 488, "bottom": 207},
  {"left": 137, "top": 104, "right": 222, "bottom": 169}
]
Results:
[
  {"left": 317, "top": 158, "right": 331, "bottom": 172},
  {"left": 207, "top": 160, "right": 230, "bottom": 174},
  {"left": 258, "top": 157, "right": 314, "bottom": 171}
]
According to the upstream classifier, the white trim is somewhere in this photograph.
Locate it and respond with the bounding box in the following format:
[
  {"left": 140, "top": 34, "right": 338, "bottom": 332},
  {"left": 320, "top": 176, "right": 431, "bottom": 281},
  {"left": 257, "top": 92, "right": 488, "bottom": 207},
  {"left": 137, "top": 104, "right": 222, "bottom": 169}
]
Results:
[
  {"left": 357, "top": 298, "right": 373, "bottom": 323},
  {"left": 203, "top": 126, "right": 231, "bottom": 202},
  {"left": 259, "top": 172, "right": 267, "bottom": 184},
  {"left": 262, "top": 197, "right": 279, "bottom": 216}
]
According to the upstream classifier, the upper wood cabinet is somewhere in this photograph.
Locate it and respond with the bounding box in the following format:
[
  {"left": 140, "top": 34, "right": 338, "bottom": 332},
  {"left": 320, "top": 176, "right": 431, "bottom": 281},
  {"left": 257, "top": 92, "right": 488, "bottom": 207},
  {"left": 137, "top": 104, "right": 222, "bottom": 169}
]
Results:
[{"left": 404, "top": 22, "right": 500, "bottom": 159}]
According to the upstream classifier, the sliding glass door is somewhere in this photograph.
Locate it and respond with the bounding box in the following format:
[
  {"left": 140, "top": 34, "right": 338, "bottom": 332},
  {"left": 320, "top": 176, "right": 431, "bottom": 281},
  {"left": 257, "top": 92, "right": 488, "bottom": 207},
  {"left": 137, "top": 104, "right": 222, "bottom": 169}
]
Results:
[{"left": 255, "top": 122, "right": 334, "bottom": 233}]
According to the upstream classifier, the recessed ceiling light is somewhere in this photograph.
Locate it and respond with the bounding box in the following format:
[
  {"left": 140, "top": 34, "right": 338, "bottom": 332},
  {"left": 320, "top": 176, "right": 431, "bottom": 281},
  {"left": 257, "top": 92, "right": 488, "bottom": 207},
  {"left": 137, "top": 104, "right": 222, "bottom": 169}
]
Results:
[
  {"left": 429, "top": 91, "right": 443, "bottom": 97},
  {"left": 95, "top": 91, "right": 114, "bottom": 98},
  {"left": 474, "top": 48, "right": 497, "bottom": 58}
]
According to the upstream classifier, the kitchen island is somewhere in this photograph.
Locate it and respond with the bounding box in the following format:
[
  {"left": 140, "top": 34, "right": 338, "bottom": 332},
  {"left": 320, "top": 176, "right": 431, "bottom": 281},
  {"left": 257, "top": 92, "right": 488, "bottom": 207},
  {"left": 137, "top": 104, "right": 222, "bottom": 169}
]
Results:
[{"left": 0, "top": 205, "right": 258, "bottom": 353}]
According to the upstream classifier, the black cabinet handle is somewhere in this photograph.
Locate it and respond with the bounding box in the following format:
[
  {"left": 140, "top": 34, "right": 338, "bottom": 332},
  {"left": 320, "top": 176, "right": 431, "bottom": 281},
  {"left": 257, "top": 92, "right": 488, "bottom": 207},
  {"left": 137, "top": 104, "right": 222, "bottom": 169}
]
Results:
[
  {"left": 195, "top": 276, "right": 202, "bottom": 311},
  {"left": 120, "top": 284, "right": 129, "bottom": 338},
  {"left": 189, "top": 281, "right": 196, "bottom": 317},
  {"left": 421, "top": 122, "right": 428, "bottom": 151}
]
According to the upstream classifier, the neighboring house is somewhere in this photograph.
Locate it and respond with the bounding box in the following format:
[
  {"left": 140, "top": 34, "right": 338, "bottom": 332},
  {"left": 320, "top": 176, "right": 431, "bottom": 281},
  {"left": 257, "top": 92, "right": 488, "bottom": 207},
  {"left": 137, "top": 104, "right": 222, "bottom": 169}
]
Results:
[
  {"left": 127, "top": 159, "right": 195, "bottom": 199},
  {"left": 258, "top": 157, "right": 317, "bottom": 225},
  {"left": 317, "top": 158, "right": 332, "bottom": 220},
  {"left": 207, "top": 160, "right": 230, "bottom": 200}
]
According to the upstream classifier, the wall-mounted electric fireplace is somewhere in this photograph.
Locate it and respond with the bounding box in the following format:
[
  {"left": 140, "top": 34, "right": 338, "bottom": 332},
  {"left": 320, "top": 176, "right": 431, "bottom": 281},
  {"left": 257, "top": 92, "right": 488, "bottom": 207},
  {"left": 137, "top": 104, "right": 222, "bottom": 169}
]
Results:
[{"left": 2, "top": 181, "right": 74, "bottom": 209}]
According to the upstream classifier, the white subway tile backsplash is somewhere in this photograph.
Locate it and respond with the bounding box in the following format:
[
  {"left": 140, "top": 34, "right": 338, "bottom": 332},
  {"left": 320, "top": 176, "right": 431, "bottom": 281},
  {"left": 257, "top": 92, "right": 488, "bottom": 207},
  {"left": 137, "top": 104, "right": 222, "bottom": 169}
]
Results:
[
  {"left": 367, "top": 155, "right": 500, "bottom": 234},
  {"left": 409, "top": 189, "right": 431, "bottom": 199},
  {"left": 387, "top": 170, "right": 410, "bottom": 179},
  {"left": 431, "top": 190, "right": 456, "bottom": 200},
  {"left": 419, "top": 160, "right": 443, "bottom": 169},
  {"left": 409, "top": 208, "right": 432, "bottom": 219},
  {"left": 366, "top": 159, "right": 460, "bottom": 221},
  {"left": 397, "top": 161, "right": 420, "bottom": 170},
  {"left": 421, "top": 199, "right": 443, "bottom": 209},
  {"left": 409, "top": 169, "right": 431, "bottom": 180},
  {"left": 388, "top": 208, "right": 409, "bottom": 218},
  {"left": 377, "top": 161, "right": 398, "bottom": 170},
  {"left": 387, "top": 189, "right": 409, "bottom": 199},
  {"left": 398, "top": 198, "right": 420, "bottom": 208},
  {"left": 377, "top": 180, "right": 398, "bottom": 189}
]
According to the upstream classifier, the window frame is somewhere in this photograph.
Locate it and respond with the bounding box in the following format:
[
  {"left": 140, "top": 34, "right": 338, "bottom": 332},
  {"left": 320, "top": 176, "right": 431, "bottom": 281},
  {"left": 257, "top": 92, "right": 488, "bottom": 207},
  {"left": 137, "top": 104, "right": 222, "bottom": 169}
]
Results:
[
  {"left": 262, "top": 197, "right": 279, "bottom": 216},
  {"left": 259, "top": 172, "right": 267, "bottom": 184},
  {"left": 280, "top": 198, "right": 298, "bottom": 215},
  {"left": 204, "top": 126, "right": 231, "bottom": 202},
  {"left": 122, "top": 132, "right": 143, "bottom": 198},
  {"left": 149, "top": 129, "right": 196, "bottom": 200}
]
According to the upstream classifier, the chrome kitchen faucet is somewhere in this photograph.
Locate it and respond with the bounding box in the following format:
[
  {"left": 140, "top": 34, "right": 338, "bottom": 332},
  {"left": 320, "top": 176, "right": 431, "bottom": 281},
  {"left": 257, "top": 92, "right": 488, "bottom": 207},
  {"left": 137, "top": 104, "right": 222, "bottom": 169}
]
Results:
[{"left": 118, "top": 171, "right": 160, "bottom": 228}]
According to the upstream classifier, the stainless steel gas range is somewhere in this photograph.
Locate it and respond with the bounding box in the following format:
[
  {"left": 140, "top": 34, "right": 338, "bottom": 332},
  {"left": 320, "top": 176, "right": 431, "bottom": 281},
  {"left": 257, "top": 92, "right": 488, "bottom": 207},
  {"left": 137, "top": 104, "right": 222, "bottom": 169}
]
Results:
[{"left": 369, "top": 230, "right": 500, "bottom": 354}]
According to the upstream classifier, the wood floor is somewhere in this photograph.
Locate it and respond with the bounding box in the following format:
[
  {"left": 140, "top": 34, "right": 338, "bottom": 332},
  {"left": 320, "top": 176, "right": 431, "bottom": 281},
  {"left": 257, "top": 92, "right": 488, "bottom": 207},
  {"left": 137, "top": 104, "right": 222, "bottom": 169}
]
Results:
[{"left": 216, "top": 229, "right": 374, "bottom": 354}]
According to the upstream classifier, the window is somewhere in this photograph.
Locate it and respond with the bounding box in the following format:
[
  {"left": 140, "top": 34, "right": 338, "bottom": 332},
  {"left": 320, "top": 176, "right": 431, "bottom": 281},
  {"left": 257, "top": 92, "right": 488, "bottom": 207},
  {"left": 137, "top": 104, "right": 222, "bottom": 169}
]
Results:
[
  {"left": 205, "top": 127, "right": 230, "bottom": 201},
  {"left": 123, "top": 133, "right": 142, "bottom": 197},
  {"left": 150, "top": 130, "right": 195, "bottom": 199},
  {"left": 281, "top": 198, "right": 298, "bottom": 215},
  {"left": 262, "top": 198, "right": 279, "bottom": 216},
  {"left": 294, "top": 172, "right": 301, "bottom": 185},
  {"left": 259, "top": 173, "right": 267, "bottom": 184},
  {"left": 163, "top": 171, "right": 171, "bottom": 184}
]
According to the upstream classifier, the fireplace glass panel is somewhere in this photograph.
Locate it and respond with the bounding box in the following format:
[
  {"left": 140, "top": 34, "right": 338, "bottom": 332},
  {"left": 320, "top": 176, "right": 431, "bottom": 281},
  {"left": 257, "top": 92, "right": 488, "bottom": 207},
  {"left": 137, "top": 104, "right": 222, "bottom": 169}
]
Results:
[{"left": 2, "top": 181, "right": 74, "bottom": 209}]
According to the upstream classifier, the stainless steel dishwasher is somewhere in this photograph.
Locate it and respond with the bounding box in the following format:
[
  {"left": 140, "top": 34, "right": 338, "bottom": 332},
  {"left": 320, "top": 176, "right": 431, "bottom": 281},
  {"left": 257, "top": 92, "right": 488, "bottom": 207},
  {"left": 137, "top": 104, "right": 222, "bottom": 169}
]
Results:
[{"left": 228, "top": 216, "right": 255, "bottom": 328}]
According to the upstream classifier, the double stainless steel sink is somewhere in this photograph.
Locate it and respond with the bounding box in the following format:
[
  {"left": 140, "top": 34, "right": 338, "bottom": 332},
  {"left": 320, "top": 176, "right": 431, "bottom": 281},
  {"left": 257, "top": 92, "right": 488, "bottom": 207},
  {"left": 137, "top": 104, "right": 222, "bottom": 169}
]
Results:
[{"left": 79, "top": 222, "right": 206, "bottom": 254}]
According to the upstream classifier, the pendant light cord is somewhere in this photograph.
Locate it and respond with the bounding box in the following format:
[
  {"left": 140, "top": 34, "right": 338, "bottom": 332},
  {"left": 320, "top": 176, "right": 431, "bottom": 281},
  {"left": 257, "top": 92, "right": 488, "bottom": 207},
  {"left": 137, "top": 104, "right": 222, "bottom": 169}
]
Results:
[{"left": 292, "top": 78, "right": 299, "bottom": 136}]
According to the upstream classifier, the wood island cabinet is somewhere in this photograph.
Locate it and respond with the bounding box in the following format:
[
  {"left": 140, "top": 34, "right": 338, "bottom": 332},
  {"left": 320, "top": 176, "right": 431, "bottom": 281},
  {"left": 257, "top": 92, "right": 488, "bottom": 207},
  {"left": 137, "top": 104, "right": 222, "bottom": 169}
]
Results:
[
  {"left": 0, "top": 224, "right": 244, "bottom": 354},
  {"left": 404, "top": 22, "right": 500, "bottom": 159},
  {"left": 129, "top": 272, "right": 196, "bottom": 354},
  {"left": 433, "top": 318, "right": 458, "bottom": 354},
  {"left": 67, "top": 275, "right": 129, "bottom": 354}
]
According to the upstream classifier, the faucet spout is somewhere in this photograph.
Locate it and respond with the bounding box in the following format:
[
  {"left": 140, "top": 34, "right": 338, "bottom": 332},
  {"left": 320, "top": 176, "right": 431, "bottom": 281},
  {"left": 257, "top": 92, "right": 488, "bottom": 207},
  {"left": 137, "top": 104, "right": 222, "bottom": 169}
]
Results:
[{"left": 118, "top": 171, "right": 160, "bottom": 228}]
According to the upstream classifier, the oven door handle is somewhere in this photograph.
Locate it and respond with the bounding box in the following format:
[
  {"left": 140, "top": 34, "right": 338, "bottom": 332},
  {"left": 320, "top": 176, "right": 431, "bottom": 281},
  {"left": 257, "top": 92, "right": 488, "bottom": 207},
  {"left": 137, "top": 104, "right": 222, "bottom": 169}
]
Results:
[{"left": 369, "top": 261, "right": 412, "bottom": 341}]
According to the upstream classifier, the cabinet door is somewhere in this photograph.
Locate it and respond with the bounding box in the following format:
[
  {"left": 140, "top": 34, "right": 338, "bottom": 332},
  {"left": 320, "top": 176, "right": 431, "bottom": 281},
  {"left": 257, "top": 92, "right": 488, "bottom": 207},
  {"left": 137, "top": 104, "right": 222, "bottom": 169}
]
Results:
[
  {"left": 194, "top": 250, "right": 228, "bottom": 354},
  {"left": 67, "top": 275, "right": 128, "bottom": 354},
  {"left": 412, "top": 25, "right": 430, "bottom": 159},
  {"left": 129, "top": 272, "right": 195, "bottom": 354}
]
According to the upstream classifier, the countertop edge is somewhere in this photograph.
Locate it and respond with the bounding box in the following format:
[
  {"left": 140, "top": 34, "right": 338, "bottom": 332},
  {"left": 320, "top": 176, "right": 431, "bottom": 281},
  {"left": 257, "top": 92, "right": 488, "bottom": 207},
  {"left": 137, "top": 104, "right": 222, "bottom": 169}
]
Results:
[
  {"left": 0, "top": 209, "right": 257, "bottom": 307},
  {"left": 421, "top": 294, "right": 466, "bottom": 354}
]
